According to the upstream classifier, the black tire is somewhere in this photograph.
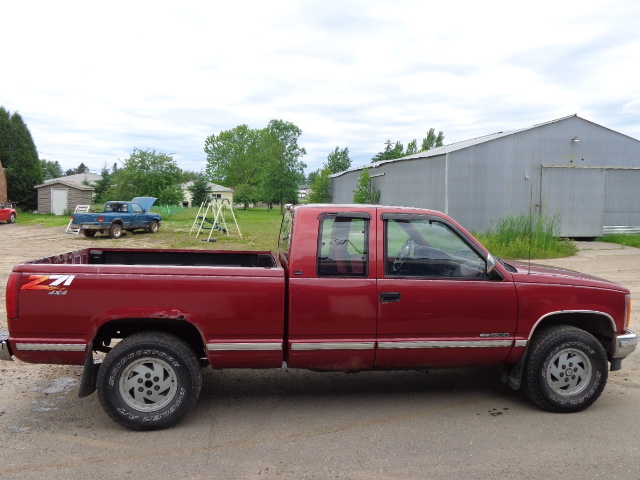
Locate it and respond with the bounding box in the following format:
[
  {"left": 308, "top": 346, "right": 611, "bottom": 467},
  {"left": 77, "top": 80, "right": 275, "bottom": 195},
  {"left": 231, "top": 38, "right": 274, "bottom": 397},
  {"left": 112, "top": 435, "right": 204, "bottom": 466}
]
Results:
[
  {"left": 109, "top": 223, "right": 123, "bottom": 239},
  {"left": 83, "top": 229, "right": 97, "bottom": 238},
  {"left": 523, "top": 325, "right": 608, "bottom": 413},
  {"left": 147, "top": 219, "right": 159, "bottom": 234},
  {"left": 8, "top": 213, "right": 16, "bottom": 223},
  {"left": 96, "top": 331, "right": 202, "bottom": 430}
]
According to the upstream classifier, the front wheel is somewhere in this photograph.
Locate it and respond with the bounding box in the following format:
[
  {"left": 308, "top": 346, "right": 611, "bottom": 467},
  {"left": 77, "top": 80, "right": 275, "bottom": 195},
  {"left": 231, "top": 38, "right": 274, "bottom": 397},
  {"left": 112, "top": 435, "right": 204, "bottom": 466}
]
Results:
[
  {"left": 523, "top": 325, "right": 608, "bottom": 413},
  {"left": 147, "top": 219, "right": 159, "bottom": 233},
  {"left": 96, "top": 332, "right": 202, "bottom": 430},
  {"left": 8, "top": 213, "right": 16, "bottom": 223}
]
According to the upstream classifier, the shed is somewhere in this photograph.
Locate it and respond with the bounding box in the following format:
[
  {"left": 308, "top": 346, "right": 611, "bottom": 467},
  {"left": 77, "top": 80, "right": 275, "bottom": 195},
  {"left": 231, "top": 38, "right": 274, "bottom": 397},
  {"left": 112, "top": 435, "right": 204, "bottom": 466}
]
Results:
[
  {"left": 330, "top": 115, "right": 640, "bottom": 237},
  {"left": 35, "top": 180, "right": 94, "bottom": 215}
]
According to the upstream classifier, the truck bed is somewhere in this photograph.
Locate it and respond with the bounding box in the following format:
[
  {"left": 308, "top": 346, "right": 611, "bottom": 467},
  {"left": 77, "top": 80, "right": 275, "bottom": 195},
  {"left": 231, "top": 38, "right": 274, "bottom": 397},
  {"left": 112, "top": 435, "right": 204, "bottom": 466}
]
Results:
[{"left": 25, "top": 248, "right": 277, "bottom": 268}]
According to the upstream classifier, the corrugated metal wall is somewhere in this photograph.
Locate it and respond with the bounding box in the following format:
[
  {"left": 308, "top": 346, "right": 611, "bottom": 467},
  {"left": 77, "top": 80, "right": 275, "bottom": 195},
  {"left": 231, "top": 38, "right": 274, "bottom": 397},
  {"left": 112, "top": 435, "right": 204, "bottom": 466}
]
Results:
[{"left": 331, "top": 116, "right": 640, "bottom": 236}]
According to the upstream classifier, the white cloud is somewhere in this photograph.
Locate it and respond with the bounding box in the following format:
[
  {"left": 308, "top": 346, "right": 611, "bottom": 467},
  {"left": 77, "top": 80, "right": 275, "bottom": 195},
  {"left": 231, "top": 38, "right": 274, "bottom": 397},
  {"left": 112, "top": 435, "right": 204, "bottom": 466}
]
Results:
[{"left": 2, "top": 0, "right": 639, "bottom": 174}]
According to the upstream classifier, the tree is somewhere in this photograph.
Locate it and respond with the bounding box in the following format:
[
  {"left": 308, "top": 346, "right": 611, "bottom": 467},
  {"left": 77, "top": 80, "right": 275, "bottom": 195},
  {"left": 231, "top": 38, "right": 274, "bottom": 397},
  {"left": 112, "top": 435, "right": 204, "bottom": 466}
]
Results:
[
  {"left": 326, "top": 146, "right": 351, "bottom": 173},
  {"left": 204, "top": 124, "right": 262, "bottom": 188},
  {"left": 93, "top": 163, "right": 116, "bottom": 203},
  {"left": 0, "top": 108, "right": 43, "bottom": 209},
  {"left": 420, "top": 128, "right": 445, "bottom": 152},
  {"left": 308, "top": 168, "right": 331, "bottom": 203},
  {"left": 309, "top": 146, "right": 351, "bottom": 203},
  {"left": 41, "top": 159, "right": 63, "bottom": 180},
  {"left": 204, "top": 120, "right": 307, "bottom": 212},
  {"left": 65, "top": 162, "right": 89, "bottom": 176},
  {"left": 0, "top": 107, "right": 13, "bottom": 170},
  {"left": 353, "top": 167, "right": 380, "bottom": 204},
  {"left": 306, "top": 170, "right": 318, "bottom": 185},
  {"left": 405, "top": 139, "right": 418, "bottom": 156},
  {"left": 187, "top": 174, "right": 210, "bottom": 207},
  {"left": 233, "top": 183, "right": 261, "bottom": 210},
  {"left": 259, "top": 120, "right": 307, "bottom": 211},
  {"left": 372, "top": 140, "right": 404, "bottom": 162},
  {"left": 109, "top": 148, "right": 183, "bottom": 205}
]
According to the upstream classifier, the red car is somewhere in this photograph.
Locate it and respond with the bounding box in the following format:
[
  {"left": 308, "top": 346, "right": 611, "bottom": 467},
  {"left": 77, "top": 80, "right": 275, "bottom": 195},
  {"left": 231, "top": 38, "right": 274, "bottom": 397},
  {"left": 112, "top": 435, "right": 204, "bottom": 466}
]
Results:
[{"left": 0, "top": 203, "right": 17, "bottom": 223}]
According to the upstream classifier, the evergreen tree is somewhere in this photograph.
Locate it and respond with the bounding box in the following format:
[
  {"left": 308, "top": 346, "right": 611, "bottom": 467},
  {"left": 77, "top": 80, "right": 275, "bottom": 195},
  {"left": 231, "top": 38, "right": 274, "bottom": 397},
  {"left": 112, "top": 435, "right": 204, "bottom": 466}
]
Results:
[
  {"left": 372, "top": 140, "right": 404, "bottom": 162},
  {"left": 0, "top": 109, "right": 43, "bottom": 209},
  {"left": 406, "top": 139, "right": 418, "bottom": 156},
  {"left": 65, "top": 162, "right": 88, "bottom": 175},
  {"left": 0, "top": 107, "right": 12, "bottom": 171},
  {"left": 420, "top": 128, "right": 445, "bottom": 152}
]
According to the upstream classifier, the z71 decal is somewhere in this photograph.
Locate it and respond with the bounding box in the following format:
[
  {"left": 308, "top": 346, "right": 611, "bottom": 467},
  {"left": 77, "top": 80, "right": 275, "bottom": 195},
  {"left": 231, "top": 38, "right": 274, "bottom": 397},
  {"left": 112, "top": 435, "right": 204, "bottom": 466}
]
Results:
[{"left": 21, "top": 275, "right": 76, "bottom": 295}]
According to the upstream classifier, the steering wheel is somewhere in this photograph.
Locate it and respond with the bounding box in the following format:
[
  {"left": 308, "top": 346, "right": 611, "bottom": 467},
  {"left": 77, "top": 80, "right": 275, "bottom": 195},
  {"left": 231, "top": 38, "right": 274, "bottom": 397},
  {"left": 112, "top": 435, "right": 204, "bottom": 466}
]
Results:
[{"left": 393, "top": 239, "right": 415, "bottom": 272}]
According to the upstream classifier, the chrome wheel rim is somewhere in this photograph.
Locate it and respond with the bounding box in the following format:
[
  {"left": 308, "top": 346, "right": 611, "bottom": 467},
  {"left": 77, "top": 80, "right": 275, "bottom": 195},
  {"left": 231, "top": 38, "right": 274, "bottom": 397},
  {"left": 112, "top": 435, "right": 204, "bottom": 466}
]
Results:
[
  {"left": 546, "top": 348, "right": 592, "bottom": 396},
  {"left": 119, "top": 357, "right": 178, "bottom": 412}
]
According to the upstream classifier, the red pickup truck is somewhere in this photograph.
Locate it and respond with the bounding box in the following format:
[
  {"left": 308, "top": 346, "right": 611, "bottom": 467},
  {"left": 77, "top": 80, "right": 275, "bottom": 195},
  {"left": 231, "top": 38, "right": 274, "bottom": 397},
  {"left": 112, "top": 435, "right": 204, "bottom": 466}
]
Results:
[{"left": 1, "top": 204, "right": 636, "bottom": 430}]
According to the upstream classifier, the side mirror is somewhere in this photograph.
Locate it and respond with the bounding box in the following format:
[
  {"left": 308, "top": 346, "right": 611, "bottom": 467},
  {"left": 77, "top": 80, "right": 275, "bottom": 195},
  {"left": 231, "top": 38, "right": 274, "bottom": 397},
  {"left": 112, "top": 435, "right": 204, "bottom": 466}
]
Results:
[
  {"left": 486, "top": 254, "right": 504, "bottom": 280},
  {"left": 486, "top": 254, "right": 497, "bottom": 276}
]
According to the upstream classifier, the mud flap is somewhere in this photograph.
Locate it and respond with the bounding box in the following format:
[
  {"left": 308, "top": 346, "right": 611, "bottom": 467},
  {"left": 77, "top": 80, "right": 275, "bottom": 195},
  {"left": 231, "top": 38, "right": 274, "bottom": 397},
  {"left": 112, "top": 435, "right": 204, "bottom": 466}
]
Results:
[
  {"left": 501, "top": 351, "right": 528, "bottom": 391},
  {"left": 78, "top": 343, "right": 101, "bottom": 398}
]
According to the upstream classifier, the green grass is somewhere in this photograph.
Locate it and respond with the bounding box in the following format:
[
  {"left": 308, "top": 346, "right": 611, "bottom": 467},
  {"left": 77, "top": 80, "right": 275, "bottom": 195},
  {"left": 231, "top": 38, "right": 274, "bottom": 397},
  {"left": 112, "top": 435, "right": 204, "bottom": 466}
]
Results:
[
  {"left": 600, "top": 233, "right": 640, "bottom": 249},
  {"left": 16, "top": 207, "right": 285, "bottom": 252},
  {"left": 160, "top": 206, "right": 284, "bottom": 251},
  {"left": 14, "top": 212, "right": 71, "bottom": 227},
  {"left": 474, "top": 214, "right": 578, "bottom": 259}
]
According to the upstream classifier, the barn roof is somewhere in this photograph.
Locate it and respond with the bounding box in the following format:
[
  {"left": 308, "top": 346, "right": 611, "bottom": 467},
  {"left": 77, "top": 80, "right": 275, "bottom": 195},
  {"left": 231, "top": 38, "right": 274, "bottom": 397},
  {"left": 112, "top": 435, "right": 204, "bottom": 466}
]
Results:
[{"left": 330, "top": 114, "right": 620, "bottom": 178}]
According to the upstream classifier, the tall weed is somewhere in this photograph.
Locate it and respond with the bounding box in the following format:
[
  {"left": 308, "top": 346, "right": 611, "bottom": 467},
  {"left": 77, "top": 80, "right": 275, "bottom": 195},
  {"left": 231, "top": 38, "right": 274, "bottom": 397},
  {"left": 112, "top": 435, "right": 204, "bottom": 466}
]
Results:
[{"left": 475, "top": 214, "right": 577, "bottom": 259}]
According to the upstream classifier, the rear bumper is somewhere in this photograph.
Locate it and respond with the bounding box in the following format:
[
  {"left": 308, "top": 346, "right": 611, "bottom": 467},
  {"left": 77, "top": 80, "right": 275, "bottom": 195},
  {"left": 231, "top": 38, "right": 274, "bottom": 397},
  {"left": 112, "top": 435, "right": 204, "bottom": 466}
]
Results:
[
  {"left": 0, "top": 330, "right": 13, "bottom": 361},
  {"left": 612, "top": 329, "right": 637, "bottom": 359},
  {"left": 72, "top": 224, "right": 104, "bottom": 231}
]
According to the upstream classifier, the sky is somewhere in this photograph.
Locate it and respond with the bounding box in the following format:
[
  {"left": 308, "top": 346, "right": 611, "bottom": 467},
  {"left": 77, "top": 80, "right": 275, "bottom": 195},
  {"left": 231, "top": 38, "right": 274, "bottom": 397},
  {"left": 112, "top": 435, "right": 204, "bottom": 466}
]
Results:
[{"left": 2, "top": 0, "right": 639, "bottom": 177}]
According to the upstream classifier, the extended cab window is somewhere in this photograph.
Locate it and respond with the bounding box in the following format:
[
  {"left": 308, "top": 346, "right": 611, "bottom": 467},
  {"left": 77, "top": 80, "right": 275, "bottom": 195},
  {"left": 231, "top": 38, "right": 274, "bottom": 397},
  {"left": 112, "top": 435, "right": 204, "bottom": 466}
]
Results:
[
  {"left": 385, "top": 217, "right": 486, "bottom": 279},
  {"left": 278, "top": 210, "right": 293, "bottom": 257},
  {"left": 317, "top": 215, "right": 369, "bottom": 276}
]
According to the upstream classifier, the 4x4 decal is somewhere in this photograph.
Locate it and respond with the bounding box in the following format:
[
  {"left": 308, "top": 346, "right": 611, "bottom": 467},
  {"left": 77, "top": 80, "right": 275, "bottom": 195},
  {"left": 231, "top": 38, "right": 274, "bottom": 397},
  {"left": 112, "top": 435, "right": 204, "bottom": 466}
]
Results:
[{"left": 21, "top": 275, "right": 76, "bottom": 295}]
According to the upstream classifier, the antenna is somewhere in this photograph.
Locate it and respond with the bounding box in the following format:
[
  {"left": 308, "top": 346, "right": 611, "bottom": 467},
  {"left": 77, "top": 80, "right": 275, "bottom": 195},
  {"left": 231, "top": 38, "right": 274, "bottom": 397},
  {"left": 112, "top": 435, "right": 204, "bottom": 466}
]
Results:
[{"left": 528, "top": 180, "right": 533, "bottom": 275}]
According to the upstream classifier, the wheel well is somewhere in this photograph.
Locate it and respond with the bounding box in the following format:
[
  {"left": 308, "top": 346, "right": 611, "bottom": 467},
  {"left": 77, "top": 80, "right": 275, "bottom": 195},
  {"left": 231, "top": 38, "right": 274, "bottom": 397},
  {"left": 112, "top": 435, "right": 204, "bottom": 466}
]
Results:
[
  {"left": 531, "top": 312, "right": 616, "bottom": 356},
  {"left": 93, "top": 318, "right": 208, "bottom": 365}
]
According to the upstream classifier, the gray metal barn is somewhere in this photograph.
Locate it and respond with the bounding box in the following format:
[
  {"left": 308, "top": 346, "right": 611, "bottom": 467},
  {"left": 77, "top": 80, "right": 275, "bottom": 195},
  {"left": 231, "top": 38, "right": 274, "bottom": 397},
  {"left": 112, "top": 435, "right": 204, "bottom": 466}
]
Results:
[{"left": 330, "top": 115, "right": 640, "bottom": 237}]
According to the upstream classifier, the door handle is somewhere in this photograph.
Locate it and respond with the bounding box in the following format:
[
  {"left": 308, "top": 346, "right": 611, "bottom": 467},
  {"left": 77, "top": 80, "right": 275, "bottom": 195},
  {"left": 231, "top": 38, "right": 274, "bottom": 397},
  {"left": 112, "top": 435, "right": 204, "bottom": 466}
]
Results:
[{"left": 380, "top": 292, "right": 401, "bottom": 302}]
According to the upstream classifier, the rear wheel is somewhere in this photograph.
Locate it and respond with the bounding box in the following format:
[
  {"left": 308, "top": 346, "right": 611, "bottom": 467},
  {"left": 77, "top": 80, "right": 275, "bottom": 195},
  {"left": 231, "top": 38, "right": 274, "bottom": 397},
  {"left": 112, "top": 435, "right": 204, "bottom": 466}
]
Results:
[
  {"left": 109, "top": 223, "right": 123, "bottom": 239},
  {"left": 523, "top": 325, "right": 608, "bottom": 412},
  {"left": 96, "top": 331, "right": 202, "bottom": 430},
  {"left": 83, "top": 229, "right": 97, "bottom": 238}
]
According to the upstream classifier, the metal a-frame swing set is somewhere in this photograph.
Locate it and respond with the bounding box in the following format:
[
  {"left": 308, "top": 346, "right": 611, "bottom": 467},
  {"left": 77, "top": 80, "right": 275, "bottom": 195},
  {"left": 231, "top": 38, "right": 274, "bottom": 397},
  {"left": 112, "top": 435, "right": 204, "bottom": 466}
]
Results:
[{"left": 190, "top": 197, "right": 242, "bottom": 241}]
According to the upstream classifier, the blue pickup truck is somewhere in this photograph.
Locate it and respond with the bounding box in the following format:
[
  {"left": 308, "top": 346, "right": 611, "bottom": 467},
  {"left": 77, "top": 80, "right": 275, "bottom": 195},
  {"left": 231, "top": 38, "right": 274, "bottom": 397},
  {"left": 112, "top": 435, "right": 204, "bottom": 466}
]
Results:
[{"left": 71, "top": 197, "right": 162, "bottom": 239}]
